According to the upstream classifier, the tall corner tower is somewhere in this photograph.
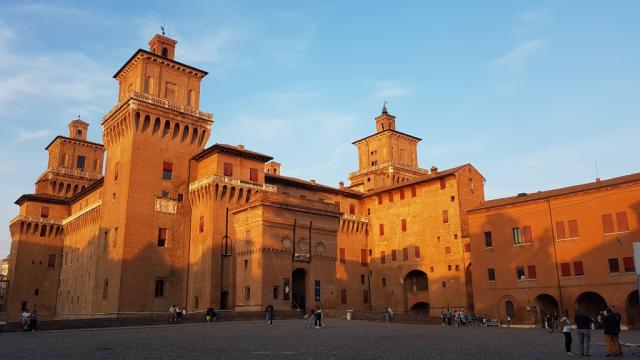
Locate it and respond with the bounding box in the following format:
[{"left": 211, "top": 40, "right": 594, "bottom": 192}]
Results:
[
  {"left": 348, "top": 104, "right": 428, "bottom": 192},
  {"left": 96, "top": 33, "right": 213, "bottom": 313}
]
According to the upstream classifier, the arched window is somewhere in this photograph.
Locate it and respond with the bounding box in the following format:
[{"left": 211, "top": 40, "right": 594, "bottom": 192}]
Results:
[
  {"left": 155, "top": 279, "right": 165, "bottom": 297},
  {"left": 76, "top": 129, "right": 83, "bottom": 139},
  {"left": 505, "top": 300, "right": 515, "bottom": 318},
  {"left": 162, "top": 47, "right": 168, "bottom": 58}
]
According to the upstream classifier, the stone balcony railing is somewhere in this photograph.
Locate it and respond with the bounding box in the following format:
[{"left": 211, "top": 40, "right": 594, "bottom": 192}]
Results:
[
  {"left": 189, "top": 174, "right": 277, "bottom": 193},
  {"left": 102, "top": 91, "right": 214, "bottom": 122},
  {"left": 341, "top": 214, "right": 369, "bottom": 223},
  {"left": 40, "top": 167, "right": 102, "bottom": 180},
  {"left": 10, "top": 215, "right": 63, "bottom": 226},
  {"left": 348, "top": 162, "right": 429, "bottom": 178}
]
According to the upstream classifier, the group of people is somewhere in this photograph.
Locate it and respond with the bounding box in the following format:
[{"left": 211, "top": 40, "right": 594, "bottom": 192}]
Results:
[
  {"left": 21, "top": 308, "right": 38, "bottom": 332},
  {"left": 559, "top": 306, "right": 623, "bottom": 357},
  {"left": 440, "top": 309, "right": 480, "bottom": 327},
  {"left": 168, "top": 305, "right": 187, "bottom": 323},
  {"left": 306, "top": 305, "right": 323, "bottom": 328}
]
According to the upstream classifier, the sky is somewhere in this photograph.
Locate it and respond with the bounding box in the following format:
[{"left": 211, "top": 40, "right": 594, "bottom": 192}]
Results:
[{"left": 0, "top": 1, "right": 639, "bottom": 256}]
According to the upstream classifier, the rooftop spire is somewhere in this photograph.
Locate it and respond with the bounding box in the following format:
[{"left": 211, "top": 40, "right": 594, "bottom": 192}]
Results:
[{"left": 382, "top": 100, "right": 388, "bottom": 114}]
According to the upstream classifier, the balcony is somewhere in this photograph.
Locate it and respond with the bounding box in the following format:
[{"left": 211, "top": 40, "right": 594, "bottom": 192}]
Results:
[
  {"left": 189, "top": 174, "right": 277, "bottom": 193},
  {"left": 102, "top": 91, "right": 213, "bottom": 122},
  {"left": 341, "top": 214, "right": 369, "bottom": 223},
  {"left": 348, "top": 162, "right": 429, "bottom": 178},
  {"left": 39, "top": 167, "right": 102, "bottom": 181},
  {"left": 10, "top": 215, "right": 62, "bottom": 226}
]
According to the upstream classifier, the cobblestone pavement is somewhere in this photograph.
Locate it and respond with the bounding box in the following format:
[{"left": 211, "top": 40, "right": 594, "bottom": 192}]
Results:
[{"left": 1, "top": 320, "right": 639, "bottom": 360}]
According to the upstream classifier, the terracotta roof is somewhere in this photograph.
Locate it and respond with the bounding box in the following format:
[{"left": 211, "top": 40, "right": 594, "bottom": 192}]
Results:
[
  {"left": 352, "top": 129, "right": 421, "bottom": 145},
  {"left": 45, "top": 135, "right": 105, "bottom": 150},
  {"left": 192, "top": 143, "right": 273, "bottom": 163},
  {"left": 470, "top": 171, "right": 640, "bottom": 212},
  {"left": 15, "top": 193, "right": 69, "bottom": 206},
  {"left": 69, "top": 119, "right": 89, "bottom": 126},
  {"left": 265, "top": 173, "right": 362, "bottom": 198},
  {"left": 113, "top": 49, "right": 208, "bottom": 79},
  {"left": 363, "top": 164, "right": 472, "bottom": 197},
  {"left": 68, "top": 177, "right": 104, "bottom": 203}
]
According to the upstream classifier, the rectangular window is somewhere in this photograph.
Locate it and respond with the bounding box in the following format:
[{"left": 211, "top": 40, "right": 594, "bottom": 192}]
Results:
[
  {"left": 388, "top": 192, "right": 393, "bottom": 202},
  {"left": 401, "top": 219, "right": 407, "bottom": 232},
  {"left": 103, "top": 278, "right": 109, "bottom": 300},
  {"left": 380, "top": 251, "right": 386, "bottom": 264},
  {"left": 560, "top": 262, "right": 571, "bottom": 277},
  {"left": 623, "top": 257, "right": 635, "bottom": 272},
  {"left": 484, "top": 231, "right": 493, "bottom": 247},
  {"left": 487, "top": 268, "right": 496, "bottom": 281},
  {"left": 442, "top": 210, "right": 449, "bottom": 224},
  {"left": 77, "top": 155, "right": 86, "bottom": 170},
  {"left": 512, "top": 228, "right": 522, "bottom": 245},
  {"left": 445, "top": 246, "right": 451, "bottom": 255},
  {"left": 523, "top": 225, "right": 533, "bottom": 243},
  {"left": 162, "top": 162, "right": 173, "bottom": 180},
  {"left": 113, "top": 227, "right": 119, "bottom": 248},
  {"left": 573, "top": 261, "right": 584, "bottom": 276},
  {"left": 360, "top": 274, "right": 365, "bottom": 285},
  {"left": 527, "top": 265, "right": 537, "bottom": 279},
  {"left": 199, "top": 216, "right": 204, "bottom": 233},
  {"left": 616, "top": 212, "right": 629, "bottom": 232},
  {"left": 377, "top": 195, "right": 383, "bottom": 205},
  {"left": 391, "top": 249, "right": 397, "bottom": 261},
  {"left": 47, "top": 254, "right": 56, "bottom": 268},
  {"left": 414, "top": 246, "right": 421, "bottom": 259},
  {"left": 608, "top": 258, "right": 620, "bottom": 273},
  {"left": 244, "top": 286, "right": 251, "bottom": 301},
  {"left": 411, "top": 186, "right": 417, "bottom": 197},
  {"left": 340, "top": 289, "right": 347, "bottom": 304},
  {"left": 223, "top": 162, "right": 233, "bottom": 177},
  {"left": 154, "top": 279, "right": 165, "bottom": 297},
  {"left": 349, "top": 204, "right": 355, "bottom": 215},
  {"left": 555, "top": 221, "right": 566, "bottom": 240},
  {"left": 360, "top": 249, "right": 368, "bottom": 266},
  {"left": 516, "top": 266, "right": 525, "bottom": 280},
  {"left": 363, "top": 290, "right": 369, "bottom": 304},
  {"left": 464, "top": 243, "right": 471, "bottom": 252},
  {"left": 382, "top": 278, "right": 387, "bottom": 287},
  {"left": 250, "top": 168, "right": 258, "bottom": 182},
  {"left": 379, "top": 223, "right": 384, "bottom": 236},
  {"left": 602, "top": 214, "right": 614, "bottom": 233},
  {"left": 157, "top": 228, "right": 167, "bottom": 247},
  {"left": 41, "top": 207, "right": 49, "bottom": 218},
  {"left": 439, "top": 178, "right": 446, "bottom": 190},
  {"left": 273, "top": 286, "right": 279, "bottom": 300},
  {"left": 402, "top": 247, "right": 408, "bottom": 261},
  {"left": 114, "top": 162, "right": 119, "bottom": 181},
  {"left": 399, "top": 189, "right": 405, "bottom": 200},
  {"left": 567, "top": 219, "right": 579, "bottom": 238},
  {"left": 339, "top": 248, "right": 345, "bottom": 263}
]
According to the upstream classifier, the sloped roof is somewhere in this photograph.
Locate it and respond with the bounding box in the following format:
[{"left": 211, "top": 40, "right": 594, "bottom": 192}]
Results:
[
  {"left": 364, "top": 164, "right": 473, "bottom": 197},
  {"left": 193, "top": 143, "right": 273, "bottom": 162},
  {"left": 265, "top": 173, "right": 362, "bottom": 198}
]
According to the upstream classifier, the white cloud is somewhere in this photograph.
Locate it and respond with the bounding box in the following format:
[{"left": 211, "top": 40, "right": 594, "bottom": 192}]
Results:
[
  {"left": 15, "top": 129, "right": 52, "bottom": 143},
  {"left": 493, "top": 39, "right": 548, "bottom": 67},
  {"left": 372, "top": 81, "right": 413, "bottom": 99}
]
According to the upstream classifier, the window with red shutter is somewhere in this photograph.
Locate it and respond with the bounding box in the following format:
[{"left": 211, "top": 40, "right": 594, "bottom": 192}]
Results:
[
  {"left": 602, "top": 214, "right": 614, "bottom": 233},
  {"left": 464, "top": 243, "right": 471, "bottom": 253},
  {"left": 560, "top": 262, "right": 571, "bottom": 277},
  {"left": 199, "top": 216, "right": 204, "bottom": 233},
  {"left": 445, "top": 246, "right": 451, "bottom": 255},
  {"left": 414, "top": 246, "right": 421, "bottom": 259},
  {"left": 380, "top": 251, "right": 386, "bottom": 264},
  {"left": 527, "top": 265, "right": 537, "bottom": 279},
  {"left": 523, "top": 225, "right": 533, "bottom": 243},
  {"left": 555, "top": 221, "right": 566, "bottom": 240},
  {"left": 250, "top": 168, "right": 258, "bottom": 182},
  {"left": 411, "top": 186, "right": 416, "bottom": 197},
  {"left": 402, "top": 247, "right": 408, "bottom": 261},
  {"left": 573, "top": 261, "right": 584, "bottom": 276},
  {"left": 162, "top": 162, "right": 173, "bottom": 180},
  {"left": 399, "top": 189, "right": 405, "bottom": 200},
  {"left": 388, "top": 192, "right": 393, "bottom": 202},
  {"left": 567, "top": 219, "right": 579, "bottom": 238},
  {"left": 442, "top": 210, "right": 449, "bottom": 224},
  {"left": 379, "top": 223, "right": 384, "bottom": 236},
  {"left": 616, "top": 212, "right": 629, "bottom": 232},
  {"left": 349, "top": 204, "right": 355, "bottom": 215},
  {"left": 439, "top": 178, "right": 446, "bottom": 190},
  {"left": 401, "top": 219, "right": 407, "bottom": 232},
  {"left": 391, "top": 249, "right": 397, "bottom": 261},
  {"left": 377, "top": 195, "right": 383, "bottom": 205},
  {"left": 41, "top": 206, "right": 49, "bottom": 218},
  {"left": 360, "top": 249, "right": 368, "bottom": 266},
  {"left": 223, "top": 162, "right": 233, "bottom": 176},
  {"left": 623, "top": 257, "right": 635, "bottom": 272},
  {"left": 339, "top": 248, "right": 345, "bottom": 263}
]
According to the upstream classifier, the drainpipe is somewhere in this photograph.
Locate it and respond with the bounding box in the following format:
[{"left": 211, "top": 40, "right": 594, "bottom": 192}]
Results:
[{"left": 547, "top": 200, "right": 565, "bottom": 312}]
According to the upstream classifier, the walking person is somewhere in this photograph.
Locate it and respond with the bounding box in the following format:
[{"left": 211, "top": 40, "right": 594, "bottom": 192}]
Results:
[
  {"left": 574, "top": 309, "right": 592, "bottom": 356},
  {"left": 176, "top": 306, "right": 182, "bottom": 322},
  {"left": 560, "top": 311, "right": 574, "bottom": 356},
  {"left": 206, "top": 307, "right": 216, "bottom": 323},
  {"left": 546, "top": 313, "right": 554, "bottom": 333},
  {"left": 169, "top": 305, "right": 176, "bottom": 324},
  {"left": 314, "top": 305, "right": 323, "bottom": 329},
  {"left": 265, "top": 304, "right": 274, "bottom": 326},
  {"left": 506, "top": 315, "right": 511, "bottom": 328},
  {"left": 603, "top": 307, "right": 622, "bottom": 356},
  {"left": 21, "top": 308, "right": 30, "bottom": 331},
  {"left": 29, "top": 309, "right": 38, "bottom": 332}
]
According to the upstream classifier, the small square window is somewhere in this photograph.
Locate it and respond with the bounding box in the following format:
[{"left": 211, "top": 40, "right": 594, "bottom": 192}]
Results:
[
  {"left": 224, "top": 163, "right": 233, "bottom": 177},
  {"left": 487, "top": 268, "right": 496, "bottom": 281},
  {"left": 250, "top": 168, "right": 258, "bottom": 182}
]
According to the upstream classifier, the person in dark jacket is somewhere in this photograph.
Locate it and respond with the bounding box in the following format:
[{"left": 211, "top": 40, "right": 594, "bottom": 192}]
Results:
[
  {"left": 574, "top": 309, "right": 593, "bottom": 356},
  {"left": 603, "top": 308, "right": 622, "bottom": 356}
]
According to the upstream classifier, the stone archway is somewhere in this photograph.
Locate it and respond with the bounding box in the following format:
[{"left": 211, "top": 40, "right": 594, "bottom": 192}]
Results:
[
  {"left": 403, "top": 270, "right": 429, "bottom": 313},
  {"left": 575, "top": 291, "right": 607, "bottom": 318},
  {"left": 626, "top": 290, "right": 639, "bottom": 328},
  {"left": 534, "top": 294, "right": 559, "bottom": 327},
  {"left": 410, "top": 302, "right": 430, "bottom": 315},
  {"left": 292, "top": 268, "right": 306, "bottom": 312}
]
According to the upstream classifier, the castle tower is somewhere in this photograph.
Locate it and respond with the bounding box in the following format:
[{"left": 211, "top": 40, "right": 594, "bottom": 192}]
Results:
[
  {"left": 348, "top": 105, "right": 428, "bottom": 192},
  {"left": 83, "top": 33, "right": 213, "bottom": 315}
]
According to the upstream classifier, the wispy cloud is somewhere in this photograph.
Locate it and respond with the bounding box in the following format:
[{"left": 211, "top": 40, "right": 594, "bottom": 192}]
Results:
[
  {"left": 266, "top": 23, "right": 317, "bottom": 67},
  {"left": 372, "top": 81, "right": 413, "bottom": 99},
  {"left": 15, "top": 129, "right": 52, "bottom": 143},
  {"left": 517, "top": 10, "right": 550, "bottom": 25},
  {"left": 492, "top": 39, "right": 548, "bottom": 67}
]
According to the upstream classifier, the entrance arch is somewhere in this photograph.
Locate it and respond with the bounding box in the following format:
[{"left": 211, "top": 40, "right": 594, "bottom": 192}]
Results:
[
  {"left": 626, "top": 290, "right": 639, "bottom": 328},
  {"left": 292, "top": 268, "right": 306, "bottom": 312},
  {"left": 575, "top": 291, "right": 607, "bottom": 318},
  {"left": 534, "top": 294, "right": 559, "bottom": 327},
  {"left": 410, "top": 302, "right": 430, "bottom": 315}
]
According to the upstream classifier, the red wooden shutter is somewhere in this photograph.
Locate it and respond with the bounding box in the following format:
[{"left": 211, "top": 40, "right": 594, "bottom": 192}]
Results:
[
  {"left": 377, "top": 195, "right": 383, "bottom": 205},
  {"left": 361, "top": 249, "right": 368, "bottom": 266},
  {"left": 527, "top": 265, "right": 537, "bottom": 279},
  {"left": 223, "top": 162, "right": 233, "bottom": 176},
  {"left": 402, "top": 247, "right": 408, "bottom": 261},
  {"left": 199, "top": 216, "right": 204, "bottom": 232},
  {"left": 392, "top": 249, "right": 397, "bottom": 261},
  {"left": 379, "top": 223, "right": 384, "bottom": 236},
  {"left": 414, "top": 246, "right": 421, "bottom": 259},
  {"left": 349, "top": 204, "right": 355, "bottom": 215},
  {"left": 250, "top": 168, "right": 258, "bottom": 182},
  {"left": 399, "top": 189, "right": 405, "bottom": 200},
  {"left": 445, "top": 246, "right": 451, "bottom": 255},
  {"left": 602, "top": 214, "right": 614, "bottom": 233},
  {"left": 388, "top": 192, "right": 393, "bottom": 202},
  {"left": 401, "top": 219, "right": 407, "bottom": 232},
  {"left": 380, "top": 251, "right": 386, "bottom": 264},
  {"left": 560, "top": 262, "right": 571, "bottom": 276},
  {"left": 439, "top": 178, "right": 446, "bottom": 190},
  {"left": 442, "top": 210, "right": 449, "bottom": 224},
  {"left": 616, "top": 212, "right": 629, "bottom": 232},
  {"left": 555, "top": 221, "right": 566, "bottom": 240},
  {"left": 573, "top": 261, "right": 584, "bottom": 276},
  {"left": 523, "top": 225, "right": 533, "bottom": 243},
  {"left": 339, "top": 248, "right": 346, "bottom": 263},
  {"left": 623, "top": 257, "right": 635, "bottom": 272},
  {"left": 411, "top": 186, "right": 417, "bottom": 197},
  {"left": 163, "top": 162, "right": 173, "bottom": 171},
  {"left": 567, "top": 219, "right": 579, "bottom": 238}
]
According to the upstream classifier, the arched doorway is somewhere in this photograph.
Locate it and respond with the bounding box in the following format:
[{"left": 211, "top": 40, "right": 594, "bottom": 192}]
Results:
[
  {"left": 292, "top": 268, "right": 306, "bottom": 312},
  {"left": 534, "top": 294, "right": 559, "bottom": 328},
  {"left": 220, "top": 291, "right": 229, "bottom": 310},
  {"left": 626, "top": 290, "right": 639, "bottom": 328},
  {"left": 410, "top": 302, "right": 430, "bottom": 315},
  {"left": 575, "top": 291, "right": 607, "bottom": 318},
  {"left": 505, "top": 300, "right": 515, "bottom": 319}
]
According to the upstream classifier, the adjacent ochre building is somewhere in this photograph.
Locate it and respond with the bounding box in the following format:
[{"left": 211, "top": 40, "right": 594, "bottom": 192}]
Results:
[{"left": 4, "top": 34, "right": 482, "bottom": 321}]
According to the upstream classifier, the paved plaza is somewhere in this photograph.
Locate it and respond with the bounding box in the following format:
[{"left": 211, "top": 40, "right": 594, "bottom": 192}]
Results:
[{"left": 0, "top": 319, "right": 639, "bottom": 359}]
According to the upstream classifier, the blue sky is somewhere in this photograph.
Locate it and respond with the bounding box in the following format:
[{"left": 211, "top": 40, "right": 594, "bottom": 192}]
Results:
[{"left": 1, "top": 1, "right": 639, "bottom": 256}]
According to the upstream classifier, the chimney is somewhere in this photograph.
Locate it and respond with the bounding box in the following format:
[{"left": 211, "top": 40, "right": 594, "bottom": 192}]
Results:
[
  {"left": 310, "top": 180, "right": 316, "bottom": 184},
  {"left": 237, "top": 144, "right": 245, "bottom": 150},
  {"left": 430, "top": 166, "right": 438, "bottom": 174},
  {"left": 339, "top": 181, "right": 345, "bottom": 190},
  {"left": 517, "top": 192, "right": 528, "bottom": 197},
  {"left": 595, "top": 177, "right": 601, "bottom": 182}
]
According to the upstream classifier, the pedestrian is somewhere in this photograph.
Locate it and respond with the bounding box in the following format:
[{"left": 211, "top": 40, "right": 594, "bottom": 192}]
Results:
[
  {"left": 441, "top": 310, "right": 446, "bottom": 326},
  {"left": 206, "top": 307, "right": 216, "bottom": 323},
  {"left": 574, "top": 309, "right": 592, "bottom": 356},
  {"left": 560, "top": 311, "right": 574, "bottom": 355},
  {"left": 506, "top": 315, "right": 511, "bottom": 328},
  {"left": 169, "top": 304, "right": 176, "bottom": 323},
  {"left": 176, "top": 306, "right": 182, "bottom": 321},
  {"left": 181, "top": 307, "right": 187, "bottom": 321},
  {"left": 387, "top": 307, "right": 393, "bottom": 322},
  {"left": 21, "top": 308, "right": 30, "bottom": 331},
  {"left": 384, "top": 308, "right": 389, "bottom": 323},
  {"left": 265, "top": 304, "right": 274, "bottom": 326},
  {"left": 553, "top": 312, "right": 559, "bottom": 330},
  {"left": 603, "top": 307, "right": 622, "bottom": 356},
  {"left": 314, "top": 305, "right": 322, "bottom": 329},
  {"left": 29, "top": 309, "right": 38, "bottom": 331},
  {"left": 308, "top": 308, "right": 316, "bottom": 328},
  {"left": 546, "top": 313, "right": 554, "bottom": 333}
]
